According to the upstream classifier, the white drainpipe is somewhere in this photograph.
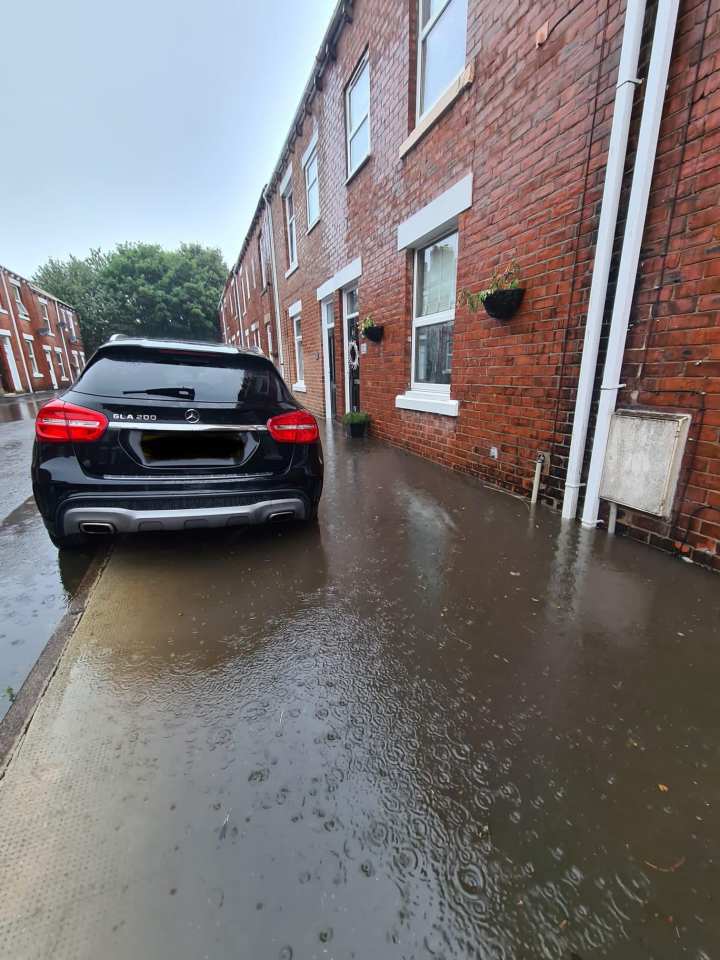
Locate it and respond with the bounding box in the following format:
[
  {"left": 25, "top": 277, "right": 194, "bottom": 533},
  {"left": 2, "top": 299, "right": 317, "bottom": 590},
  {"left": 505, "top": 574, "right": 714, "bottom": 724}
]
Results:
[
  {"left": 263, "top": 188, "right": 286, "bottom": 379},
  {"left": 581, "top": 0, "right": 681, "bottom": 528},
  {"left": 562, "top": 0, "right": 647, "bottom": 520},
  {"left": 232, "top": 274, "right": 244, "bottom": 347}
]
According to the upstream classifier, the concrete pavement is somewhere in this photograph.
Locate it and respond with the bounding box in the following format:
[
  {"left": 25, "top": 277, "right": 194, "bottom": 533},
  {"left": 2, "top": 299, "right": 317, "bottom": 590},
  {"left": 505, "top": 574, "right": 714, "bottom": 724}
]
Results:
[{"left": 0, "top": 424, "right": 719, "bottom": 958}]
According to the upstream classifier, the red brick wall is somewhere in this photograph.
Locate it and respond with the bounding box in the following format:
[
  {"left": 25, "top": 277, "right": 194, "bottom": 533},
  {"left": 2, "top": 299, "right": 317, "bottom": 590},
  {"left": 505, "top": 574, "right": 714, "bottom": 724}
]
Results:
[{"left": 222, "top": 0, "right": 720, "bottom": 570}]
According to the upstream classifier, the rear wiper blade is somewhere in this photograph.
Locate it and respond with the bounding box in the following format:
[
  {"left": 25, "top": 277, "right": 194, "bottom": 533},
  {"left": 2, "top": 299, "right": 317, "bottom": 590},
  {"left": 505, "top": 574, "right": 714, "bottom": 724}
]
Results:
[{"left": 122, "top": 387, "right": 196, "bottom": 400}]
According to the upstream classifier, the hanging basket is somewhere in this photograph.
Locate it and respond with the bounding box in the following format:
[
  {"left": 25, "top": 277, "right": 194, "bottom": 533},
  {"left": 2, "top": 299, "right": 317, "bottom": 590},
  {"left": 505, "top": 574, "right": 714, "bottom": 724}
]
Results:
[
  {"left": 363, "top": 325, "right": 384, "bottom": 343},
  {"left": 482, "top": 288, "right": 525, "bottom": 320}
]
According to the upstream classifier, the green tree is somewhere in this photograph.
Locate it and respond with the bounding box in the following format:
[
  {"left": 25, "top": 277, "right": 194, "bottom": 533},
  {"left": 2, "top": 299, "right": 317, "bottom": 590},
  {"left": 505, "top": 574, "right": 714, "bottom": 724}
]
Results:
[{"left": 34, "top": 243, "right": 227, "bottom": 354}]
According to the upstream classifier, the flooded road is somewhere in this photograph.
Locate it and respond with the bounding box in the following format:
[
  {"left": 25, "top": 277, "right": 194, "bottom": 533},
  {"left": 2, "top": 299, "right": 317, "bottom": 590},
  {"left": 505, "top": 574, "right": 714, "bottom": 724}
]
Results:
[
  {"left": 0, "top": 423, "right": 718, "bottom": 959},
  {"left": 0, "top": 394, "right": 94, "bottom": 717}
]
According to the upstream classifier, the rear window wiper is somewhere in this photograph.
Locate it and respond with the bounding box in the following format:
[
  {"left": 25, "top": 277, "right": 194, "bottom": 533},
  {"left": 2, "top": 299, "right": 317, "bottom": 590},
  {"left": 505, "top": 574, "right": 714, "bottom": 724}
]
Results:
[{"left": 122, "top": 387, "right": 196, "bottom": 400}]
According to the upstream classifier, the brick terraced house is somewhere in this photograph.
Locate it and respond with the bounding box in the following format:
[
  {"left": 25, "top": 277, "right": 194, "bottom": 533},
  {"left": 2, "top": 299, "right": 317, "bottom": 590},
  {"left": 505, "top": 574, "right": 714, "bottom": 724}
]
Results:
[
  {"left": 221, "top": 0, "right": 720, "bottom": 570},
  {"left": 0, "top": 265, "right": 86, "bottom": 395}
]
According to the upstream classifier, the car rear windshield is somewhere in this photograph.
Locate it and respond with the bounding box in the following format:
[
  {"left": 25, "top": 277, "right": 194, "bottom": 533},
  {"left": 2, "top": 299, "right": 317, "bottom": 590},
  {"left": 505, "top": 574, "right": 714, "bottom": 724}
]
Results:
[{"left": 73, "top": 348, "right": 292, "bottom": 404}]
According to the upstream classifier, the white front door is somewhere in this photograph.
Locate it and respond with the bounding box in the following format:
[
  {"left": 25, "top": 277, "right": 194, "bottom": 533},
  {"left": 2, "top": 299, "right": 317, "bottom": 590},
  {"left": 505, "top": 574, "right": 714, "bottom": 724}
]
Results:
[
  {"left": 321, "top": 299, "right": 337, "bottom": 420},
  {"left": 43, "top": 346, "right": 58, "bottom": 389},
  {"left": 1, "top": 333, "right": 22, "bottom": 392}
]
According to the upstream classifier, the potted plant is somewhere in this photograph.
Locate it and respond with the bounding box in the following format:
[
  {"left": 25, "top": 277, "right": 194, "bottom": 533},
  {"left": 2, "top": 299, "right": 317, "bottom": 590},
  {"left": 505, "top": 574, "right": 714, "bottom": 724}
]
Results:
[
  {"left": 459, "top": 260, "right": 525, "bottom": 320},
  {"left": 342, "top": 410, "right": 370, "bottom": 439},
  {"left": 359, "top": 315, "right": 384, "bottom": 343}
]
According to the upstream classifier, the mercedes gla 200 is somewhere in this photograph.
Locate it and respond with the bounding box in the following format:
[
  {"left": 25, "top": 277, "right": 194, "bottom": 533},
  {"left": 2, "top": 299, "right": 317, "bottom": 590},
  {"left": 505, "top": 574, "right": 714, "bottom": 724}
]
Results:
[{"left": 32, "top": 337, "right": 323, "bottom": 549}]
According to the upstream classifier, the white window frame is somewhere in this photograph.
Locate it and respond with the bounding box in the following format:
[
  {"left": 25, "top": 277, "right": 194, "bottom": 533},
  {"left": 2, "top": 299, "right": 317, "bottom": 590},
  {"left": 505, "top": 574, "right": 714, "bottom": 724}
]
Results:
[
  {"left": 55, "top": 346, "right": 68, "bottom": 381},
  {"left": 23, "top": 334, "right": 41, "bottom": 377},
  {"left": 416, "top": 0, "right": 468, "bottom": 121},
  {"left": 409, "top": 232, "right": 457, "bottom": 398},
  {"left": 259, "top": 232, "right": 268, "bottom": 288},
  {"left": 293, "top": 316, "right": 304, "bottom": 385},
  {"left": 251, "top": 256, "right": 257, "bottom": 289},
  {"left": 42, "top": 345, "right": 58, "bottom": 389},
  {"left": 38, "top": 299, "right": 52, "bottom": 332},
  {"left": 12, "top": 283, "right": 29, "bottom": 318},
  {"left": 395, "top": 229, "right": 460, "bottom": 418},
  {"left": 265, "top": 320, "right": 273, "bottom": 358},
  {"left": 345, "top": 53, "right": 371, "bottom": 179},
  {"left": 63, "top": 308, "right": 76, "bottom": 337},
  {"left": 288, "top": 300, "right": 304, "bottom": 391},
  {"left": 303, "top": 134, "right": 320, "bottom": 231},
  {"left": 283, "top": 185, "right": 298, "bottom": 274},
  {"left": 240, "top": 270, "right": 247, "bottom": 315},
  {"left": 250, "top": 322, "right": 260, "bottom": 349}
]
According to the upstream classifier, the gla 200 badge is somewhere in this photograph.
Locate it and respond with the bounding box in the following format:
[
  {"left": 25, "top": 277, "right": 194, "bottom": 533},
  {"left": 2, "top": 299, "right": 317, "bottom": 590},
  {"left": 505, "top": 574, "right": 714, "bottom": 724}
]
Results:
[{"left": 112, "top": 413, "right": 157, "bottom": 422}]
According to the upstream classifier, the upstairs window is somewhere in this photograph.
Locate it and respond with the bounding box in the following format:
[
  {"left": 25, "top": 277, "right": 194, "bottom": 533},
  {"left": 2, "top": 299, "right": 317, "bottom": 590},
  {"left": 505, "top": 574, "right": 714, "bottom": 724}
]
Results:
[
  {"left": 39, "top": 300, "right": 51, "bottom": 330},
  {"left": 11, "top": 283, "right": 29, "bottom": 318},
  {"left": 345, "top": 53, "right": 370, "bottom": 178},
  {"left": 417, "top": 0, "right": 468, "bottom": 119},
  {"left": 63, "top": 308, "right": 77, "bottom": 337},
  {"left": 283, "top": 186, "right": 297, "bottom": 270},
  {"left": 304, "top": 146, "right": 320, "bottom": 230},
  {"left": 259, "top": 232, "right": 268, "bottom": 287},
  {"left": 412, "top": 231, "right": 458, "bottom": 391}
]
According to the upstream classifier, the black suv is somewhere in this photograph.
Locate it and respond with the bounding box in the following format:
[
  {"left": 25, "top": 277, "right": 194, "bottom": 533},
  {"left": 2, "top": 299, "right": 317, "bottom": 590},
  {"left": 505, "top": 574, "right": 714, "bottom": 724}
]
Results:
[{"left": 32, "top": 337, "right": 323, "bottom": 549}]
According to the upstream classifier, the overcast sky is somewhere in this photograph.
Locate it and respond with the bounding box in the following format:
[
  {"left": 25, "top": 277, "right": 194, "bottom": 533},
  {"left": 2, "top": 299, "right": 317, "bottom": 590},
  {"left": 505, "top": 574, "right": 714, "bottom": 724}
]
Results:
[{"left": 0, "top": 0, "right": 336, "bottom": 278}]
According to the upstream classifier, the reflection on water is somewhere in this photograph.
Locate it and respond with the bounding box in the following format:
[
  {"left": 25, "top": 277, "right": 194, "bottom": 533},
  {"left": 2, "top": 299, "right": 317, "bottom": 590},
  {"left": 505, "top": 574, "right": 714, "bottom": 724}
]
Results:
[
  {"left": 0, "top": 498, "right": 94, "bottom": 716},
  {"left": 0, "top": 393, "right": 93, "bottom": 717}
]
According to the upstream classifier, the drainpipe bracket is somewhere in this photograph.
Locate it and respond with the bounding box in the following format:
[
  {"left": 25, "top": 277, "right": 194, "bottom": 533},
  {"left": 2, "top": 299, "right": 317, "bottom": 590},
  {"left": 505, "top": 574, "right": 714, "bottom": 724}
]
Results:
[
  {"left": 600, "top": 383, "right": 626, "bottom": 391},
  {"left": 617, "top": 77, "right": 643, "bottom": 89}
]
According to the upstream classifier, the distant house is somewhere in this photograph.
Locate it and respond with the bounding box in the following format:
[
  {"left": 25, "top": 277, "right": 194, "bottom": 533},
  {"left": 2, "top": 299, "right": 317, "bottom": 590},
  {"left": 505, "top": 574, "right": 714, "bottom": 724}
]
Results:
[{"left": 0, "top": 265, "right": 86, "bottom": 395}]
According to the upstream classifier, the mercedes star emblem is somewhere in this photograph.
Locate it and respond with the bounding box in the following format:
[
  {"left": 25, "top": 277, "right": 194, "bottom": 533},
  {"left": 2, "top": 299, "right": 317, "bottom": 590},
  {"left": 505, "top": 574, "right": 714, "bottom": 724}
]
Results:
[{"left": 184, "top": 409, "right": 200, "bottom": 424}]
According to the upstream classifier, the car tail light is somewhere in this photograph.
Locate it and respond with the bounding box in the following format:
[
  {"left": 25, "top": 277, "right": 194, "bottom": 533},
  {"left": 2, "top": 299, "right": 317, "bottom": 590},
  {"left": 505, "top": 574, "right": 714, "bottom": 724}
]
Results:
[
  {"left": 267, "top": 410, "right": 319, "bottom": 444},
  {"left": 35, "top": 399, "right": 108, "bottom": 443}
]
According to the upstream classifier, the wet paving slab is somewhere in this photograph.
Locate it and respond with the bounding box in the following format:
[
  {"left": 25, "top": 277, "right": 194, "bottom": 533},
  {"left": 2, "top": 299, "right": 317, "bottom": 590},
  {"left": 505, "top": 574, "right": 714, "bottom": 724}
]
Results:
[
  {"left": 0, "top": 423, "right": 718, "bottom": 959},
  {"left": 0, "top": 394, "right": 94, "bottom": 717}
]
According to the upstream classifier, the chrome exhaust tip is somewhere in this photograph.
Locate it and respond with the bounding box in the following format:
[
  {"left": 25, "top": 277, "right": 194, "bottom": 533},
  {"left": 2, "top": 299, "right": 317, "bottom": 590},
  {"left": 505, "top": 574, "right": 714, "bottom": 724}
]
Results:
[
  {"left": 268, "top": 511, "right": 296, "bottom": 523},
  {"left": 79, "top": 521, "right": 115, "bottom": 535}
]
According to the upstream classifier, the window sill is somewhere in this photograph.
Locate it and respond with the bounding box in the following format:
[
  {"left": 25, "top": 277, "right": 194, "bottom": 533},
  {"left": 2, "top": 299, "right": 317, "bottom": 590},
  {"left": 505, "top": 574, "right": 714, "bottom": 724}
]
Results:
[
  {"left": 306, "top": 217, "right": 321, "bottom": 235},
  {"left": 32, "top": 374, "right": 44, "bottom": 379},
  {"left": 292, "top": 381, "right": 307, "bottom": 393},
  {"left": 285, "top": 262, "right": 299, "bottom": 279},
  {"left": 399, "top": 61, "right": 475, "bottom": 160},
  {"left": 395, "top": 391, "right": 459, "bottom": 417},
  {"left": 345, "top": 152, "right": 371, "bottom": 186}
]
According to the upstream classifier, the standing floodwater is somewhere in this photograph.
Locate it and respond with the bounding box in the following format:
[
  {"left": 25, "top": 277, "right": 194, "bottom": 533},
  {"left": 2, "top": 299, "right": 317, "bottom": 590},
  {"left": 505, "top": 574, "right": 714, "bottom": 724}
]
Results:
[{"left": 0, "top": 423, "right": 718, "bottom": 958}]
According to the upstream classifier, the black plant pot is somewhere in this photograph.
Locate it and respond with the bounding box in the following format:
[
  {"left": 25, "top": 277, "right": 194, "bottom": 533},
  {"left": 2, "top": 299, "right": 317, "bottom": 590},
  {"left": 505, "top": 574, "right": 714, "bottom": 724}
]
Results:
[
  {"left": 347, "top": 421, "right": 368, "bottom": 439},
  {"left": 483, "top": 287, "right": 525, "bottom": 320},
  {"left": 364, "top": 325, "right": 384, "bottom": 343}
]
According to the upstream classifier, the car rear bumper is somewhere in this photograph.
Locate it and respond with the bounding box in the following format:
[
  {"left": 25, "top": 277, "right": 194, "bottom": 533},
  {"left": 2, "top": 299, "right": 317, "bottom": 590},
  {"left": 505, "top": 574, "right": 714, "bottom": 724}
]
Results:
[
  {"left": 32, "top": 440, "right": 323, "bottom": 538},
  {"left": 62, "top": 496, "right": 308, "bottom": 534}
]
